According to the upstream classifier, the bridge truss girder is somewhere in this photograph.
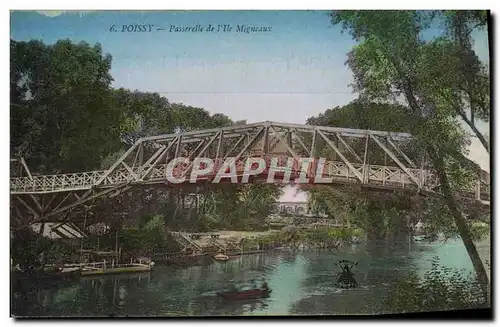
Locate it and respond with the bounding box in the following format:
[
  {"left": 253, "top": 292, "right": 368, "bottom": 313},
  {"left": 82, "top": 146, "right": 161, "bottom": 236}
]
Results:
[
  {"left": 10, "top": 121, "right": 490, "bottom": 229},
  {"left": 11, "top": 183, "right": 211, "bottom": 231}
]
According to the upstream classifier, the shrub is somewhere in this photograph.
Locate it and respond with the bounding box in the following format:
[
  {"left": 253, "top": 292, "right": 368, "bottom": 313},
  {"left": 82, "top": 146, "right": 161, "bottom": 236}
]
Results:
[{"left": 382, "top": 257, "right": 488, "bottom": 313}]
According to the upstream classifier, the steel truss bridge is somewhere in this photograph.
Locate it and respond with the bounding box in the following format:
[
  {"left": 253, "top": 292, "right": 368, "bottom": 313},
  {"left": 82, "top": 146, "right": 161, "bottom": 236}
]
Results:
[{"left": 10, "top": 121, "right": 490, "bottom": 230}]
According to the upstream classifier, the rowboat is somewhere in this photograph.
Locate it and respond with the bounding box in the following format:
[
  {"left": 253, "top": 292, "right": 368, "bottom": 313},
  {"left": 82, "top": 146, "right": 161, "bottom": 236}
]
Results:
[
  {"left": 217, "top": 288, "right": 272, "bottom": 300},
  {"left": 214, "top": 254, "right": 229, "bottom": 261}
]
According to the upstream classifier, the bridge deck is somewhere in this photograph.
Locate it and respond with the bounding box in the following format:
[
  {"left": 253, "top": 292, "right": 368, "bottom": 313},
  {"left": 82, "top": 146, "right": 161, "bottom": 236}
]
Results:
[
  {"left": 10, "top": 121, "right": 490, "bottom": 205},
  {"left": 10, "top": 159, "right": 489, "bottom": 204}
]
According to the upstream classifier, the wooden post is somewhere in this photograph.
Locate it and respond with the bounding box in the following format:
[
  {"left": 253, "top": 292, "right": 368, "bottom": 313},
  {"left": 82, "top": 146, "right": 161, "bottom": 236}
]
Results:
[
  {"left": 363, "top": 135, "right": 369, "bottom": 184},
  {"left": 419, "top": 153, "right": 425, "bottom": 191},
  {"left": 195, "top": 189, "right": 199, "bottom": 214},
  {"left": 115, "top": 230, "right": 119, "bottom": 265}
]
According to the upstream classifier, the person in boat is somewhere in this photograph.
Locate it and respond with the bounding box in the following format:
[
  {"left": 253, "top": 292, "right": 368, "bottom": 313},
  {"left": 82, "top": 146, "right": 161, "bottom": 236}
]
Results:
[
  {"left": 336, "top": 261, "right": 358, "bottom": 288},
  {"left": 229, "top": 283, "right": 239, "bottom": 292},
  {"left": 261, "top": 281, "right": 269, "bottom": 291}
]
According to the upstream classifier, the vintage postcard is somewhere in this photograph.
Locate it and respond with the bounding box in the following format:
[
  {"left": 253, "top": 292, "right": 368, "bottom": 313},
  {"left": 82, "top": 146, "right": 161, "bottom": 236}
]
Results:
[{"left": 10, "top": 9, "right": 491, "bottom": 318}]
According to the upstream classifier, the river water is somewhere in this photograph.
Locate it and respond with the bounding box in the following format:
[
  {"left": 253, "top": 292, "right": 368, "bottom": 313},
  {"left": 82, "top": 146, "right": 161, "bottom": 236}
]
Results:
[{"left": 11, "top": 236, "right": 490, "bottom": 317}]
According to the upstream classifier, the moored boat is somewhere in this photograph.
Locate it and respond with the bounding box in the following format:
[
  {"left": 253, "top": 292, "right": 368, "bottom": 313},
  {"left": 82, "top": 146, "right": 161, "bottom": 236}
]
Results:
[
  {"left": 214, "top": 253, "right": 229, "bottom": 261},
  {"left": 63, "top": 260, "right": 154, "bottom": 276},
  {"left": 217, "top": 288, "right": 271, "bottom": 300},
  {"left": 80, "top": 263, "right": 152, "bottom": 276}
]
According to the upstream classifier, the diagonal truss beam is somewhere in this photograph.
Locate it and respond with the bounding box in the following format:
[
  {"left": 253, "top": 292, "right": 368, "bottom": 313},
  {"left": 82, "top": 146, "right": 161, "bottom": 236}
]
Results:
[
  {"left": 371, "top": 135, "right": 420, "bottom": 186},
  {"left": 96, "top": 140, "right": 142, "bottom": 185},
  {"left": 142, "top": 136, "right": 180, "bottom": 180},
  {"left": 234, "top": 126, "right": 265, "bottom": 161},
  {"left": 336, "top": 133, "right": 362, "bottom": 163},
  {"left": 121, "top": 162, "right": 140, "bottom": 181},
  {"left": 317, "top": 129, "right": 364, "bottom": 182},
  {"left": 269, "top": 126, "right": 301, "bottom": 162},
  {"left": 16, "top": 196, "right": 40, "bottom": 219},
  {"left": 20, "top": 157, "right": 33, "bottom": 180},
  {"left": 310, "top": 129, "right": 317, "bottom": 157},
  {"left": 224, "top": 134, "right": 247, "bottom": 159},
  {"left": 387, "top": 136, "right": 417, "bottom": 168},
  {"left": 41, "top": 184, "right": 130, "bottom": 222},
  {"left": 178, "top": 131, "right": 222, "bottom": 179},
  {"left": 291, "top": 130, "right": 311, "bottom": 156},
  {"left": 29, "top": 194, "right": 43, "bottom": 213}
]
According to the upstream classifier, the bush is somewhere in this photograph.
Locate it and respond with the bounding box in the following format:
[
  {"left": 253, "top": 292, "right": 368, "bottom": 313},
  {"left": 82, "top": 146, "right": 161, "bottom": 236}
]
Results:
[
  {"left": 120, "top": 214, "right": 181, "bottom": 256},
  {"left": 382, "top": 257, "right": 488, "bottom": 313},
  {"left": 11, "top": 230, "right": 75, "bottom": 268},
  {"left": 468, "top": 221, "right": 490, "bottom": 242}
]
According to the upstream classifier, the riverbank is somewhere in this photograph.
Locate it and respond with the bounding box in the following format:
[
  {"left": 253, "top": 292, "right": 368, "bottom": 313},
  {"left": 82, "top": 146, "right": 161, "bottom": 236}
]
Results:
[
  {"left": 151, "top": 228, "right": 353, "bottom": 265},
  {"left": 12, "top": 237, "right": 490, "bottom": 317},
  {"left": 151, "top": 249, "right": 267, "bottom": 265},
  {"left": 9, "top": 226, "right": 357, "bottom": 276}
]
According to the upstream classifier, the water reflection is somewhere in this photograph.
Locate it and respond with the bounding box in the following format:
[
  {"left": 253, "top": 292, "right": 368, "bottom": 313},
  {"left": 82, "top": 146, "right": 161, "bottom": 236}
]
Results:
[{"left": 11, "top": 238, "right": 490, "bottom": 317}]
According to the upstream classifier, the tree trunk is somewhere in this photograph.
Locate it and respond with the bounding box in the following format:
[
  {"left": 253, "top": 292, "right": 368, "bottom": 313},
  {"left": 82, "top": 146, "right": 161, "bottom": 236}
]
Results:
[
  {"left": 457, "top": 110, "right": 490, "bottom": 153},
  {"left": 401, "top": 79, "right": 490, "bottom": 302},
  {"left": 429, "top": 147, "right": 490, "bottom": 302}
]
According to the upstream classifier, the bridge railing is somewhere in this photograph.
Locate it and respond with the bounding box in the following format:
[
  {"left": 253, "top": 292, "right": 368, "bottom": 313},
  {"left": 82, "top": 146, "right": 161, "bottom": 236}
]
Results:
[
  {"left": 10, "top": 158, "right": 489, "bottom": 203},
  {"left": 10, "top": 171, "right": 106, "bottom": 193}
]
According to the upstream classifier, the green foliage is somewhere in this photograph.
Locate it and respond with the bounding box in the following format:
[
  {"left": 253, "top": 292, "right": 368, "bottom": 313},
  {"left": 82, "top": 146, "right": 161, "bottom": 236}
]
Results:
[
  {"left": 191, "top": 184, "right": 283, "bottom": 232},
  {"left": 328, "top": 13, "right": 490, "bottom": 292},
  {"left": 9, "top": 38, "right": 282, "bottom": 237},
  {"left": 143, "top": 214, "right": 166, "bottom": 231},
  {"left": 100, "top": 149, "right": 125, "bottom": 169},
  {"left": 303, "top": 100, "right": 428, "bottom": 242},
  {"left": 11, "top": 230, "right": 75, "bottom": 268},
  {"left": 421, "top": 198, "right": 490, "bottom": 242},
  {"left": 467, "top": 221, "right": 490, "bottom": 242},
  {"left": 196, "top": 213, "right": 220, "bottom": 232},
  {"left": 11, "top": 39, "right": 128, "bottom": 173},
  {"left": 234, "top": 184, "right": 284, "bottom": 230},
  {"left": 441, "top": 10, "right": 490, "bottom": 127},
  {"left": 330, "top": 10, "right": 489, "bottom": 159},
  {"left": 383, "top": 257, "right": 488, "bottom": 312},
  {"left": 257, "top": 227, "right": 359, "bottom": 247},
  {"left": 10, "top": 38, "right": 243, "bottom": 175},
  {"left": 307, "top": 101, "right": 413, "bottom": 133},
  {"left": 304, "top": 180, "right": 419, "bottom": 243},
  {"left": 120, "top": 214, "right": 180, "bottom": 256}
]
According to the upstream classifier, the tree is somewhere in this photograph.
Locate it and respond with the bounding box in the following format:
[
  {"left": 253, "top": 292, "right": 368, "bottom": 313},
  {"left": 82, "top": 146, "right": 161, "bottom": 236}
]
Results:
[
  {"left": 330, "top": 10, "right": 489, "bottom": 299},
  {"left": 304, "top": 101, "right": 425, "bottom": 245},
  {"left": 442, "top": 11, "right": 490, "bottom": 152},
  {"left": 235, "top": 184, "right": 284, "bottom": 229},
  {"left": 114, "top": 88, "right": 173, "bottom": 136},
  {"left": 307, "top": 101, "right": 413, "bottom": 133},
  {"left": 10, "top": 39, "right": 130, "bottom": 173},
  {"left": 94, "top": 92, "right": 278, "bottom": 232}
]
